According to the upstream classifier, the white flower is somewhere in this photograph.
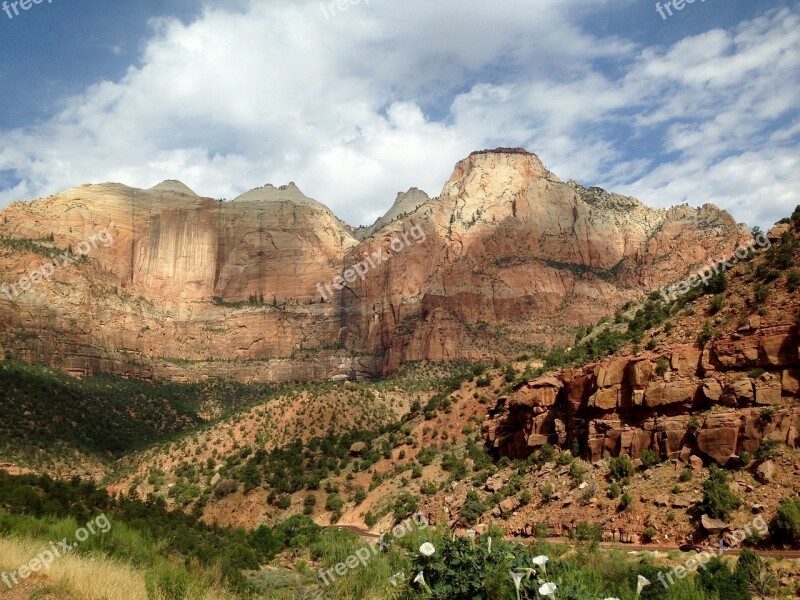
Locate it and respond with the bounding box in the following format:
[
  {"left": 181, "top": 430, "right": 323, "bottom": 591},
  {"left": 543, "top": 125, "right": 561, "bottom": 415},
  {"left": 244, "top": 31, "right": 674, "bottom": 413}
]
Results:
[
  {"left": 510, "top": 571, "right": 525, "bottom": 591},
  {"left": 487, "top": 536, "right": 492, "bottom": 552},
  {"left": 636, "top": 575, "right": 651, "bottom": 598},
  {"left": 419, "top": 542, "right": 436, "bottom": 557},
  {"left": 604, "top": 598, "right": 621, "bottom": 600},
  {"left": 538, "top": 581, "right": 557, "bottom": 598},
  {"left": 388, "top": 571, "right": 405, "bottom": 587},
  {"left": 413, "top": 572, "right": 426, "bottom": 585},
  {"left": 532, "top": 555, "right": 549, "bottom": 575},
  {"left": 466, "top": 529, "right": 477, "bottom": 539}
]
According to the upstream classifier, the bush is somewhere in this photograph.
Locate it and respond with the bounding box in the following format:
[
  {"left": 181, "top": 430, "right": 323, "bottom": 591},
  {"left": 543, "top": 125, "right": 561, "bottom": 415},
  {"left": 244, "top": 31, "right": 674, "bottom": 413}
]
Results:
[
  {"left": 709, "top": 295, "right": 725, "bottom": 315},
  {"left": 619, "top": 492, "right": 632, "bottom": 510},
  {"left": 700, "top": 464, "right": 741, "bottom": 520},
  {"left": 770, "top": 498, "right": 800, "bottom": 547},
  {"left": 460, "top": 490, "right": 486, "bottom": 526},
  {"left": 609, "top": 455, "right": 634, "bottom": 481},
  {"left": 679, "top": 469, "right": 692, "bottom": 482},
  {"left": 754, "top": 439, "right": 776, "bottom": 459},
  {"left": 541, "top": 484, "right": 554, "bottom": 503},
  {"left": 303, "top": 494, "right": 317, "bottom": 515},
  {"left": 788, "top": 271, "right": 800, "bottom": 292},
  {"left": 640, "top": 449, "right": 661, "bottom": 469},
  {"left": 655, "top": 357, "right": 669, "bottom": 377},
  {"left": 642, "top": 527, "right": 657, "bottom": 542},
  {"left": 607, "top": 482, "right": 620, "bottom": 499},
  {"left": 353, "top": 488, "right": 367, "bottom": 505},
  {"left": 392, "top": 492, "right": 418, "bottom": 522},
  {"left": 697, "top": 320, "right": 714, "bottom": 345},
  {"left": 556, "top": 451, "right": 573, "bottom": 466},
  {"left": 697, "top": 557, "right": 750, "bottom": 600},
  {"left": 364, "top": 511, "right": 378, "bottom": 529}
]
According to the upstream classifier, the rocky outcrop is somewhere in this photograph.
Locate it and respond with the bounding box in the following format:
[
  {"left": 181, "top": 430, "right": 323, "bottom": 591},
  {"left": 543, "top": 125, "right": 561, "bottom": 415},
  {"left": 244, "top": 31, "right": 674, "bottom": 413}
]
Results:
[
  {"left": 0, "top": 149, "right": 748, "bottom": 382},
  {"left": 484, "top": 324, "right": 800, "bottom": 466}
]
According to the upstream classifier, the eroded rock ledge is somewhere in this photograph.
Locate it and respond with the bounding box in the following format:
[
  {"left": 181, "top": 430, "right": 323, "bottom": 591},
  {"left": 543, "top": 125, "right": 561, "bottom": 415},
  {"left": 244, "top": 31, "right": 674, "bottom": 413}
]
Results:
[{"left": 483, "top": 323, "right": 800, "bottom": 466}]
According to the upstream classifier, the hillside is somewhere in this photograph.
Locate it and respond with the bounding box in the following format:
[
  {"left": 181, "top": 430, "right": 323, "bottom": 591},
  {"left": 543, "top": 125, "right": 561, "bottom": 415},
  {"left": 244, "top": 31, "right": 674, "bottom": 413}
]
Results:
[
  {"left": 106, "top": 211, "right": 799, "bottom": 550},
  {"left": 0, "top": 210, "right": 798, "bottom": 599}
]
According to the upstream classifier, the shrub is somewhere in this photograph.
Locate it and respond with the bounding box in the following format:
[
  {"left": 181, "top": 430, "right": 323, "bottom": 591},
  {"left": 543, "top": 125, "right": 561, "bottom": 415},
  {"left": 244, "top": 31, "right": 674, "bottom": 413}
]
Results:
[
  {"left": 770, "top": 498, "right": 800, "bottom": 547},
  {"left": 655, "top": 357, "right": 669, "bottom": 377},
  {"left": 607, "top": 482, "right": 620, "bottom": 499},
  {"left": 303, "top": 494, "right": 317, "bottom": 515},
  {"left": 364, "top": 511, "right": 378, "bottom": 529},
  {"left": 709, "top": 295, "right": 725, "bottom": 315},
  {"left": 556, "top": 451, "right": 573, "bottom": 466},
  {"left": 619, "top": 492, "right": 632, "bottom": 510},
  {"left": 697, "top": 557, "right": 750, "bottom": 600},
  {"left": 392, "top": 492, "right": 418, "bottom": 522},
  {"left": 679, "top": 469, "right": 692, "bottom": 482},
  {"left": 642, "top": 527, "right": 657, "bottom": 542},
  {"left": 697, "top": 320, "right": 714, "bottom": 345},
  {"left": 541, "top": 484, "right": 554, "bottom": 503},
  {"left": 738, "top": 451, "right": 751, "bottom": 467},
  {"left": 700, "top": 464, "right": 741, "bottom": 520},
  {"left": 325, "top": 494, "right": 344, "bottom": 513},
  {"left": 609, "top": 455, "right": 634, "bottom": 481},
  {"left": 461, "top": 490, "right": 487, "bottom": 526},
  {"left": 788, "top": 271, "right": 800, "bottom": 292},
  {"left": 540, "top": 444, "right": 555, "bottom": 463},
  {"left": 754, "top": 439, "right": 776, "bottom": 459},
  {"left": 640, "top": 449, "right": 661, "bottom": 469}
]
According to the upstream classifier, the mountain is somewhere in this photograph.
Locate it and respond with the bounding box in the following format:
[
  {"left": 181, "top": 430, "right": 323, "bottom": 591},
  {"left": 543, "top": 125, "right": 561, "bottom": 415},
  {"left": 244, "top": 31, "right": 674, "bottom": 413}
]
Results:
[{"left": 0, "top": 149, "right": 747, "bottom": 382}]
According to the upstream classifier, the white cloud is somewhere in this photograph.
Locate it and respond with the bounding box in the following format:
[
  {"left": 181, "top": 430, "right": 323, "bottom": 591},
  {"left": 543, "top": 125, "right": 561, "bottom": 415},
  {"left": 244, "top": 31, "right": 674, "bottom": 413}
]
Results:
[{"left": 0, "top": 0, "right": 796, "bottom": 229}]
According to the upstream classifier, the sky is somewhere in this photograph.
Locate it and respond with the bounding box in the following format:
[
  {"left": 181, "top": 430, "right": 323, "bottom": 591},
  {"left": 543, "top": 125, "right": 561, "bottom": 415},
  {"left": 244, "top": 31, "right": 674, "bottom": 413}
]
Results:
[{"left": 0, "top": 0, "right": 797, "bottom": 230}]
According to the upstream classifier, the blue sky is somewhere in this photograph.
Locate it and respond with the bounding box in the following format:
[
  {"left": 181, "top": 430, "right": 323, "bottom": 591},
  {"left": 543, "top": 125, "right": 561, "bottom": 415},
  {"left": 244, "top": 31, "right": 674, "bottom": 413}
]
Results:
[{"left": 0, "top": 0, "right": 797, "bottom": 229}]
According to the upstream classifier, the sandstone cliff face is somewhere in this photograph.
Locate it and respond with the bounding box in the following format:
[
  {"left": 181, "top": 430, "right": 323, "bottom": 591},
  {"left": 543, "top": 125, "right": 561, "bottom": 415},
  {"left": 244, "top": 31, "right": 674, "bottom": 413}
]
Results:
[
  {"left": 340, "top": 150, "right": 748, "bottom": 371},
  {"left": 0, "top": 149, "right": 749, "bottom": 382},
  {"left": 483, "top": 322, "right": 800, "bottom": 466}
]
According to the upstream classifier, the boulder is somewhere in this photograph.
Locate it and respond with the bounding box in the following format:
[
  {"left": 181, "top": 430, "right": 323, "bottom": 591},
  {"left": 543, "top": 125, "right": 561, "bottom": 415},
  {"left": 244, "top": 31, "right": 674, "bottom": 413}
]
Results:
[
  {"left": 690, "top": 455, "right": 704, "bottom": 473},
  {"left": 726, "top": 378, "right": 754, "bottom": 404},
  {"left": 349, "top": 442, "right": 367, "bottom": 455},
  {"left": 701, "top": 514, "right": 729, "bottom": 533},
  {"left": 701, "top": 378, "right": 723, "bottom": 402},
  {"left": 753, "top": 373, "right": 782, "bottom": 406},
  {"left": 756, "top": 460, "right": 775, "bottom": 483},
  {"left": 697, "top": 426, "right": 738, "bottom": 465}
]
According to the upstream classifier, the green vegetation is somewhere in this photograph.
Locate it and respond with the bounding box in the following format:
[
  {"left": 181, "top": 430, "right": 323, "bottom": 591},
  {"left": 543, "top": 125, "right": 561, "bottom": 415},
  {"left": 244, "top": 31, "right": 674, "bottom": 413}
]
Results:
[
  {"left": 699, "top": 464, "right": 741, "bottom": 520},
  {"left": 0, "top": 359, "right": 282, "bottom": 464},
  {"left": 770, "top": 498, "right": 800, "bottom": 547},
  {"left": 609, "top": 455, "right": 634, "bottom": 481}
]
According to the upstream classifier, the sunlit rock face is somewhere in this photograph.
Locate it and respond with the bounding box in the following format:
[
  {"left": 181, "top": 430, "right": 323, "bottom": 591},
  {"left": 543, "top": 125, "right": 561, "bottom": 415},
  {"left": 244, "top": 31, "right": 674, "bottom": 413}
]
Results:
[{"left": 0, "top": 150, "right": 746, "bottom": 382}]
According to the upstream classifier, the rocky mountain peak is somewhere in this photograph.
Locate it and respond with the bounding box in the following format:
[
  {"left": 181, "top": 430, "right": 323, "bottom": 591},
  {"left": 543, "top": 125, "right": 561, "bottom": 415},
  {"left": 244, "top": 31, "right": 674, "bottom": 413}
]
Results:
[
  {"left": 148, "top": 180, "right": 198, "bottom": 196},
  {"left": 232, "top": 182, "right": 324, "bottom": 207},
  {"left": 441, "top": 147, "right": 554, "bottom": 200}
]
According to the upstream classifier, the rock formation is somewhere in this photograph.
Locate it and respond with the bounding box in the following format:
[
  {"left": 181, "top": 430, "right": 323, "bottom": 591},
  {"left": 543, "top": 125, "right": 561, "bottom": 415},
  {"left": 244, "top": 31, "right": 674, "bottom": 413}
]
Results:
[
  {"left": 483, "top": 324, "right": 800, "bottom": 466},
  {"left": 0, "top": 149, "right": 749, "bottom": 382}
]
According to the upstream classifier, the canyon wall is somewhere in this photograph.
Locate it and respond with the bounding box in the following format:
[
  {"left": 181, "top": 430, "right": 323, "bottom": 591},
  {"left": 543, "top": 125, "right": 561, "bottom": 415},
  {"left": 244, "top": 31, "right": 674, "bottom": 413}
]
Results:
[{"left": 0, "top": 149, "right": 749, "bottom": 382}]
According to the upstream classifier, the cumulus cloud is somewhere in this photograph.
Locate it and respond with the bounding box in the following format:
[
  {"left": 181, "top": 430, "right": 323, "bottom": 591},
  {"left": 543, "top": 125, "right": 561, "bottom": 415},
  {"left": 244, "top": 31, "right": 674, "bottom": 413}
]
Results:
[{"left": 0, "top": 0, "right": 796, "bottom": 229}]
